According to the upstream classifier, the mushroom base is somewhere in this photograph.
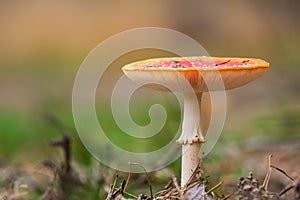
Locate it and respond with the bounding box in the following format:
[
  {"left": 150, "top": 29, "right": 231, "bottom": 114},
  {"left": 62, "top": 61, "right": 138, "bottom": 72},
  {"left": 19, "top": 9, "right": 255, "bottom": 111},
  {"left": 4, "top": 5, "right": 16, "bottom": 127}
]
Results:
[{"left": 181, "top": 143, "right": 201, "bottom": 187}]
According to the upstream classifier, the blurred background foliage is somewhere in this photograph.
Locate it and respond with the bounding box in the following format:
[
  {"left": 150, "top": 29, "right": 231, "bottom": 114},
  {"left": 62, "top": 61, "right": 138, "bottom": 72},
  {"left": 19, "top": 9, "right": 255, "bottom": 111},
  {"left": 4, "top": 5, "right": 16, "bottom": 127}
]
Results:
[{"left": 0, "top": 0, "right": 299, "bottom": 197}]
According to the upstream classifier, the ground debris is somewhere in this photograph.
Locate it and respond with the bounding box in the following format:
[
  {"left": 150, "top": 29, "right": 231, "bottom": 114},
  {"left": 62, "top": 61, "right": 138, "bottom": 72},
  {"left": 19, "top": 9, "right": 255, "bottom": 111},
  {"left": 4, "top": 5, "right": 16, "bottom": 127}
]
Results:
[
  {"left": 237, "top": 172, "right": 279, "bottom": 200},
  {"left": 235, "top": 155, "right": 300, "bottom": 200},
  {"left": 1, "top": 130, "right": 299, "bottom": 200},
  {"left": 106, "top": 164, "right": 222, "bottom": 200}
]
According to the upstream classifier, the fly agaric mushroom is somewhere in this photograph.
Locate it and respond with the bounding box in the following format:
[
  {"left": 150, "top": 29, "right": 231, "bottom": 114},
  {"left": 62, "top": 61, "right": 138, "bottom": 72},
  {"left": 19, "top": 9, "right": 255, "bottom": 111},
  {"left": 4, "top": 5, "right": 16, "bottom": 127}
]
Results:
[{"left": 122, "top": 56, "right": 269, "bottom": 187}]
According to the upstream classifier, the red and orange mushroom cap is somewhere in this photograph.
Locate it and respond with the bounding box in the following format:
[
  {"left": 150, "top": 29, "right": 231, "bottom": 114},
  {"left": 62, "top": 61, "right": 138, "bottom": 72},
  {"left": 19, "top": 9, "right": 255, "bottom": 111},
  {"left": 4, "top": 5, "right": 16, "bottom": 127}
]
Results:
[{"left": 122, "top": 56, "right": 269, "bottom": 92}]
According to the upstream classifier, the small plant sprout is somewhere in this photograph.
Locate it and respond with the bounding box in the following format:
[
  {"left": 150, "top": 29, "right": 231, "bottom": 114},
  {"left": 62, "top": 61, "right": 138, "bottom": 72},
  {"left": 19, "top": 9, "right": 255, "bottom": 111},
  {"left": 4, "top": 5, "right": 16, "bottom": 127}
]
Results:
[{"left": 122, "top": 56, "right": 269, "bottom": 187}]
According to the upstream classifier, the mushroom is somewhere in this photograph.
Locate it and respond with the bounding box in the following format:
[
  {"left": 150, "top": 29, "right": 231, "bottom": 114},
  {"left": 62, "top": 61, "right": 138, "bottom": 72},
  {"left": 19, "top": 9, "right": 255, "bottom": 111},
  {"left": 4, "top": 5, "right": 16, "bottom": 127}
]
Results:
[{"left": 122, "top": 56, "right": 269, "bottom": 187}]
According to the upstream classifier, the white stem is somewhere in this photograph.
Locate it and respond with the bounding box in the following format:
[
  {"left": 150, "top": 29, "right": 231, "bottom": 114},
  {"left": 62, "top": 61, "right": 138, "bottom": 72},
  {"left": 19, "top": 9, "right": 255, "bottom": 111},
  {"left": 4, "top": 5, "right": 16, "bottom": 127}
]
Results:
[
  {"left": 179, "top": 92, "right": 204, "bottom": 187},
  {"left": 181, "top": 143, "right": 201, "bottom": 187},
  {"left": 177, "top": 93, "right": 204, "bottom": 144}
]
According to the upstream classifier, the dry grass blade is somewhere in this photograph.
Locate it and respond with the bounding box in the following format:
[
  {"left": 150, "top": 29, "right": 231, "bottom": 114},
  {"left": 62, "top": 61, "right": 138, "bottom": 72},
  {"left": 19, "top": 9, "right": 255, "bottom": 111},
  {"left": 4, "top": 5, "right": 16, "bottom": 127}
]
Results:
[
  {"left": 200, "top": 180, "right": 223, "bottom": 199},
  {"left": 124, "top": 165, "right": 132, "bottom": 194},
  {"left": 123, "top": 191, "right": 138, "bottom": 199},
  {"left": 49, "top": 134, "right": 71, "bottom": 173},
  {"left": 128, "top": 162, "right": 153, "bottom": 199},
  {"left": 279, "top": 185, "right": 294, "bottom": 197},
  {"left": 106, "top": 174, "right": 119, "bottom": 200},
  {"left": 171, "top": 175, "right": 183, "bottom": 198},
  {"left": 112, "top": 180, "right": 126, "bottom": 197},
  {"left": 184, "top": 162, "right": 203, "bottom": 189},
  {"left": 262, "top": 154, "right": 273, "bottom": 191},
  {"left": 153, "top": 179, "right": 173, "bottom": 197},
  {"left": 271, "top": 165, "right": 295, "bottom": 182},
  {"left": 106, "top": 171, "right": 137, "bottom": 199}
]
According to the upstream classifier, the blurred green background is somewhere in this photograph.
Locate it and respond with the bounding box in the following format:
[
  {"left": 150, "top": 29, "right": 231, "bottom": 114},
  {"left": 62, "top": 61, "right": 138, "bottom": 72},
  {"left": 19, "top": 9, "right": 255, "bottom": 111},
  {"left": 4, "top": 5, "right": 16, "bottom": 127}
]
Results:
[{"left": 0, "top": 0, "right": 299, "bottom": 197}]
